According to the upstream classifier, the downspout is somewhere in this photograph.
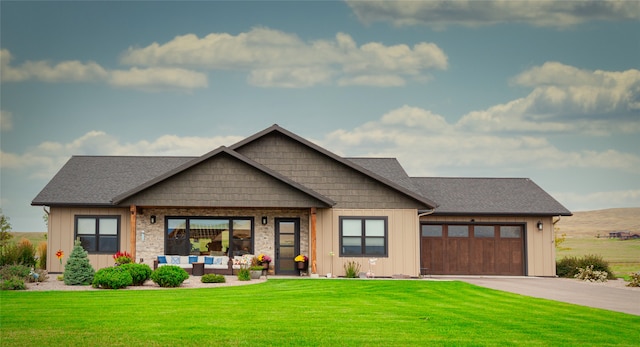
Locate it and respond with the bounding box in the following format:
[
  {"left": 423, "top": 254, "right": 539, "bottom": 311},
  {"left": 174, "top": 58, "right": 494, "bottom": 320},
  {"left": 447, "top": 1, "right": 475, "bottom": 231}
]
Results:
[{"left": 552, "top": 215, "right": 561, "bottom": 225}]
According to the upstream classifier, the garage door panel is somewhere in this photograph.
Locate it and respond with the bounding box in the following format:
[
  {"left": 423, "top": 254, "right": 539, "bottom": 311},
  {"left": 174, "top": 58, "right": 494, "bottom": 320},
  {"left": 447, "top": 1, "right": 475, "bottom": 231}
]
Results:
[{"left": 422, "top": 223, "right": 524, "bottom": 276}]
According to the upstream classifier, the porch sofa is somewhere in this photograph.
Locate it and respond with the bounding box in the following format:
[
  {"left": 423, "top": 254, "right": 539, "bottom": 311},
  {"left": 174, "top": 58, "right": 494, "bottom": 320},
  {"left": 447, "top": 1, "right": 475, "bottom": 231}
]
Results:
[{"left": 154, "top": 255, "right": 232, "bottom": 275}]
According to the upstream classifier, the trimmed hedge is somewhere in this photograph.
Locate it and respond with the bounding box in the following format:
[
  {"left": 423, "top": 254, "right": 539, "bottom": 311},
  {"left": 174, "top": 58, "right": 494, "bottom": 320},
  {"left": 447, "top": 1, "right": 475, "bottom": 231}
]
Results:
[
  {"left": 92, "top": 267, "right": 133, "bottom": 289},
  {"left": 150, "top": 265, "right": 189, "bottom": 287},
  {"left": 120, "top": 263, "right": 152, "bottom": 286},
  {"left": 201, "top": 274, "right": 226, "bottom": 283}
]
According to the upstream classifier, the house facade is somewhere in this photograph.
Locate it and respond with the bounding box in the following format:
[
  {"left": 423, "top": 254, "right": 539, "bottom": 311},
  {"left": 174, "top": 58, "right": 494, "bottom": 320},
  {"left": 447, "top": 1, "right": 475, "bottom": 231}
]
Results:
[{"left": 32, "top": 125, "right": 571, "bottom": 277}]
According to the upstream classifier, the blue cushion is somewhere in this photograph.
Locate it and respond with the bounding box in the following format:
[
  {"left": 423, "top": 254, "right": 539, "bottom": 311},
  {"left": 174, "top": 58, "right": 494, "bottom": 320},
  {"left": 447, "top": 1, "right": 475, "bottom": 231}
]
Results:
[
  {"left": 204, "top": 256, "right": 214, "bottom": 265},
  {"left": 171, "top": 256, "right": 181, "bottom": 264},
  {"left": 189, "top": 256, "right": 198, "bottom": 264},
  {"left": 158, "top": 256, "right": 167, "bottom": 264}
]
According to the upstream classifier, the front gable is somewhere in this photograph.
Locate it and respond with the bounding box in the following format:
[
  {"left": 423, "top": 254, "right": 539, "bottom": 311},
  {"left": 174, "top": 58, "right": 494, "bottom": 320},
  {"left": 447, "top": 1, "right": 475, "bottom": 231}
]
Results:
[
  {"left": 232, "top": 126, "right": 435, "bottom": 209},
  {"left": 117, "top": 149, "right": 333, "bottom": 208}
]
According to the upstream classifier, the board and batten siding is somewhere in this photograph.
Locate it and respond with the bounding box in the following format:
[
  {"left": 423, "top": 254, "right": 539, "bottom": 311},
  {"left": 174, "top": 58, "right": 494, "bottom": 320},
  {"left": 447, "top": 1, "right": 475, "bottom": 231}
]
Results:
[
  {"left": 419, "top": 215, "right": 556, "bottom": 276},
  {"left": 47, "top": 207, "right": 130, "bottom": 273},
  {"left": 314, "top": 208, "right": 420, "bottom": 278}
]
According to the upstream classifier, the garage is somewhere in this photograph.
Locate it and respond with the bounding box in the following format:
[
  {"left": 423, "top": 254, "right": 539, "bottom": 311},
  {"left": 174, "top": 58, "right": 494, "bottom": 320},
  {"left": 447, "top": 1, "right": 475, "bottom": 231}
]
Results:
[{"left": 420, "top": 223, "right": 525, "bottom": 276}]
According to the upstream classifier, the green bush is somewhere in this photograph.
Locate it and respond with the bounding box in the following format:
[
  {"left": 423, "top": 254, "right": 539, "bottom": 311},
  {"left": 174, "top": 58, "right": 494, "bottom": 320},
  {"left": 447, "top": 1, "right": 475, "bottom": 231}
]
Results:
[
  {"left": 0, "top": 264, "right": 31, "bottom": 280},
  {"left": 150, "top": 265, "right": 189, "bottom": 287},
  {"left": 0, "top": 243, "right": 19, "bottom": 266},
  {"left": 237, "top": 267, "right": 251, "bottom": 281},
  {"left": 201, "top": 274, "right": 226, "bottom": 283},
  {"left": 1, "top": 277, "right": 26, "bottom": 290},
  {"left": 92, "top": 267, "right": 133, "bottom": 289},
  {"left": 63, "top": 240, "right": 95, "bottom": 285},
  {"left": 344, "top": 260, "right": 361, "bottom": 278},
  {"left": 556, "top": 254, "right": 613, "bottom": 279},
  {"left": 26, "top": 269, "right": 48, "bottom": 283},
  {"left": 120, "top": 263, "right": 152, "bottom": 286}
]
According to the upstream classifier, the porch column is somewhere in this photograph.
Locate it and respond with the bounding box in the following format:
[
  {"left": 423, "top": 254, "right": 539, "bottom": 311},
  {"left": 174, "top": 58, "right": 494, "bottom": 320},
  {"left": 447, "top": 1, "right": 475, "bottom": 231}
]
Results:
[
  {"left": 311, "top": 207, "right": 317, "bottom": 274},
  {"left": 130, "top": 205, "right": 137, "bottom": 261}
]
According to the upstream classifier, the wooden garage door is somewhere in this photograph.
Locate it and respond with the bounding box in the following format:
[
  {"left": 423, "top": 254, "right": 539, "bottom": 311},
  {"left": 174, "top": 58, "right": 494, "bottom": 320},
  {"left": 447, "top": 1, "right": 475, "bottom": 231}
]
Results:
[{"left": 421, "top": 224, "right": 524, "bottom": 276}]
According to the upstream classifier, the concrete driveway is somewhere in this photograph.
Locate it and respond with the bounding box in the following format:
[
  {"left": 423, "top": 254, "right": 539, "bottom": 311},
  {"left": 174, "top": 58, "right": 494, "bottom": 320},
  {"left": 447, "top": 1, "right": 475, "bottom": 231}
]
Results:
[{"left": 432, "top": 276, "right": 640, "bottom": 316}]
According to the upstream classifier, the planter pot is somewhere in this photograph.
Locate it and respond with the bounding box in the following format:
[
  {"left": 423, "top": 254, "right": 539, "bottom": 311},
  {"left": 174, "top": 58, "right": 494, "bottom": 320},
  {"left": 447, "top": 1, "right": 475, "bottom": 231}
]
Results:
[
  {"left": 250, "top": 270, "right": 262, "bottom": 279},
  {"left": 262, "top": 262, "right": 270, "bottom": 270},
  {"left": 296, "top": 261, "right": 308, "bottom": 270}
]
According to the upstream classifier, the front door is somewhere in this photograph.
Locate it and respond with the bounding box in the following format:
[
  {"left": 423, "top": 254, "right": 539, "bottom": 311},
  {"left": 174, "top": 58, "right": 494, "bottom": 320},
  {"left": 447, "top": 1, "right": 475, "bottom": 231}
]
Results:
[{"left": 275, "top": 218, "right": 299, "bottom": 275}]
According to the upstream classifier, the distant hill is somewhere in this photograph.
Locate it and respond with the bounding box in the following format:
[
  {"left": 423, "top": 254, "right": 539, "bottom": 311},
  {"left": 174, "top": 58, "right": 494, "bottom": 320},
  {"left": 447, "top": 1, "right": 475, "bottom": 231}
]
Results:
[{"left": 556, "top": 208, "right": 640, "bottom": 238}]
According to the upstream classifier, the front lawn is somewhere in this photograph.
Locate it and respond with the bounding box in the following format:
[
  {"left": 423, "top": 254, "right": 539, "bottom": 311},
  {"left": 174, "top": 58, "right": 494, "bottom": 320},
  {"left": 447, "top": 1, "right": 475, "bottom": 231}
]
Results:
[{"left": 1, "top": 279, "right": 638, "bottom": 346}]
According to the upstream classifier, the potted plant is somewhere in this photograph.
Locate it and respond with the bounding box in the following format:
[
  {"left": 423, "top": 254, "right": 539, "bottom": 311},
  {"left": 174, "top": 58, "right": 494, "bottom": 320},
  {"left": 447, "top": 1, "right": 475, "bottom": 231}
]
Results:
[
  {"left": 257, "top": 254, "right": 271, "bottom": 270},
  {"left": 294, "top": 254, "right": 308, "bottom": 272}
]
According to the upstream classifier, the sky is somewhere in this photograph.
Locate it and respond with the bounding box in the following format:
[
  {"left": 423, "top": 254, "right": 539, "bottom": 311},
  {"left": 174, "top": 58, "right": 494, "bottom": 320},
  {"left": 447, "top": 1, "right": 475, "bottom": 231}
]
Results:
[{"left": 1, "top": 0, "right": 639, "bottom": 232}]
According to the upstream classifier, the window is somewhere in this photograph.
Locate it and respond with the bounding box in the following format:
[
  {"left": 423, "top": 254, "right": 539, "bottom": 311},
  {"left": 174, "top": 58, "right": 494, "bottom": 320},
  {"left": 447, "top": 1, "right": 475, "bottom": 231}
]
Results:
[
  {"left": 165, "top": 217, "right": 253, "bottom": 256},
  {"left": 500, "top": 226, "right": 522, "bottom": 238},
  {"left": 422, "top": 224, "right": 442, "bottom": 237},
  {"left": 75, "top": 216, "right": 120, "bottom": 254},
  {"left": 474, "top": 225, "right": 495, "bottom": 238},
  {"left": 340, "top": 217, "right": 387, "bottom": 257},
  {"left": 447, "top": 225, "right": 469, "bottom": 237}
]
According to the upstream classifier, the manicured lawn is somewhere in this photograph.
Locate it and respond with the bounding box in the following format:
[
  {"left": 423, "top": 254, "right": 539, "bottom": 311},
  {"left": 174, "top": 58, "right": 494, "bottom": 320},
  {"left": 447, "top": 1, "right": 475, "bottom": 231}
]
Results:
[{"left": 1, "top": 279, "right": 638, "bottom": 346}]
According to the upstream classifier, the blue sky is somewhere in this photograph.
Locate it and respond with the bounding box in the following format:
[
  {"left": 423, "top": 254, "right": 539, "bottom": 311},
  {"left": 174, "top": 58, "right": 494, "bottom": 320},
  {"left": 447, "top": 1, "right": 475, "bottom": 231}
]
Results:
[{"left": 1, "top": 1, "right": 639, "bottom": 231}]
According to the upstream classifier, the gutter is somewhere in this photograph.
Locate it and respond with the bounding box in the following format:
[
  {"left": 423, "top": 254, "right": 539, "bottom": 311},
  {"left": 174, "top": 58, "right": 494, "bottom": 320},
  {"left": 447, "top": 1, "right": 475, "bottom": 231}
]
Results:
[{"left": 418, "top": 209, "right": 436, "bottom": 217}]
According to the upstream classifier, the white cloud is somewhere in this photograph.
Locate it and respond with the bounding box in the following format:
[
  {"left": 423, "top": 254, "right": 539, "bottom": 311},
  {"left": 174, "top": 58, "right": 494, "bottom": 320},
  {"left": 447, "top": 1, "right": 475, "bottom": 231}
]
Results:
[
  {"left": 457, "top": 63, "right": 640, "bottom": 135},
  {"left": 109, "top": 67, "right": 208, "bottom": 91},
  {"left": 347, "top": 0, "right": 640, "bottom": 28},
  {"left": 0, "top": 49, "right": 207, "bottom": 91},
  {"left": 0, "top": 131, "right": 244, "bottom": 179},
  {"left": 120, "top": 28, "right": 448, "bottom": 87},
  {"left": 554, "top": 190, "right": 640, "bottom": 212},
  {"left": 1, "top": 110, "right": 12, "bottom": 132},
  {"left": 324, "top": 105, "right": 640, "bottom": 176}
]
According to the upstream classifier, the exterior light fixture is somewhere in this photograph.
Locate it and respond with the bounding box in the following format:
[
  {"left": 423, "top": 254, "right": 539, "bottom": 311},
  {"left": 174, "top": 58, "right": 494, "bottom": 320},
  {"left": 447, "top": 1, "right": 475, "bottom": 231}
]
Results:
[
  {"left": 537, "top": 221, "right": 543, "bottom": 231},
  {"left": 261, "top": 216, "right": 268, "bottom": 225},
  {"left": 150, "top": 215, "right": 156, "bottom": 224}
]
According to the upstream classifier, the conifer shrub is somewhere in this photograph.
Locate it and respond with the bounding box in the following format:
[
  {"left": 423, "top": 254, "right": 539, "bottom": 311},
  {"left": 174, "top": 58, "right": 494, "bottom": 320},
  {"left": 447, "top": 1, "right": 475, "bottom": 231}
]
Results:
[
  {"left": 120, "top": 263, "right": 152, "bottom": 286},
  {"left": 150, "top": 265, "right": 189, "bottom": 287},
  {"left": 63, "top": 240, "right": 95, "bottom": 285},
  {"left": 92, "top": 266, "right": 133, "bottom": 289}
]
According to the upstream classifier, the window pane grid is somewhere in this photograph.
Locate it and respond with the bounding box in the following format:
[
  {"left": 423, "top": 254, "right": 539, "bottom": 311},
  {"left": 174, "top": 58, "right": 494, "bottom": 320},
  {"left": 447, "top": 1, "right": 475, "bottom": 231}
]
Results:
[
  {"left": 340, "top": 217, "right": 387, "bottom": 257},
  {"left": 75, "top": 216, "right": 119, "bottom": 254}
]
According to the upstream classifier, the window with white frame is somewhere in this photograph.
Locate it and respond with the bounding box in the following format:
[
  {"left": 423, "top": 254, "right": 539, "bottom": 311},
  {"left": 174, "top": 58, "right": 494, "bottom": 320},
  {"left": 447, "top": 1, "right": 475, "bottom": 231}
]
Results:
[{"left": 339, "top": 217, "right": 388, "bottom": 257}]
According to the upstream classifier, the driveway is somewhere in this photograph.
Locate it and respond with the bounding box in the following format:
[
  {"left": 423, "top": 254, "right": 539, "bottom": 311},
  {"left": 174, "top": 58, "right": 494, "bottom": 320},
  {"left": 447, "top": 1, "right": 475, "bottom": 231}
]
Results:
[{"left": 432, "top": 276, "right": 640, "bottom": 316}]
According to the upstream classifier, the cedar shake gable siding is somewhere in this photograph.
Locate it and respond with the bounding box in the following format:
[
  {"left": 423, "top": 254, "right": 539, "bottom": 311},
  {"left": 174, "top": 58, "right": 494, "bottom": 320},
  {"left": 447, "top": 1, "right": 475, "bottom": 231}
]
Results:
[
  {"left": 117, "top": 149, "right": 334, "bottom": 208},
  {"left": 232, "top": 126, "right": 436, "bottom": 210}
]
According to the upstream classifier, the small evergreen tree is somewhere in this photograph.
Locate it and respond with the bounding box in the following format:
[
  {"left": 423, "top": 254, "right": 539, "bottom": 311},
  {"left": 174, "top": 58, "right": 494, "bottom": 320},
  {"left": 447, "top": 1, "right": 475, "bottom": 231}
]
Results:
[{"left": 63, "top": 239, "right": 95, "bottom": 285}]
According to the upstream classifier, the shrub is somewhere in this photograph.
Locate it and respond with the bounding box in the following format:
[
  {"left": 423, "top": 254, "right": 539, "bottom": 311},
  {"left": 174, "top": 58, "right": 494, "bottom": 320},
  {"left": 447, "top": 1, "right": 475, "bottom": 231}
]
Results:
[
  {"left": 150, "top": 265, "right": 189, "bottom": 287},
  {"left": 63, "top": 240, "right": 95, "bottom": 285},
  {"left": 575, "top": 265, "right": 608, "bottom": 282},
  {"left": 201, "top": 274, "right": 226, "bottom": 283},
  {"left": 344, "top": 260, "right": 361, "bottom": 278},
  {"left": 0, "top": 243, "right": 19, "bottom": 266},
  {"left": 16, "top": 238, "right": 36, "bottom": 268},
  {"left": 0, "top": 264, "right": 31, "bottom": 280},
  {"left": 113, "top": 251, "right": 133, "bottom": 265},
  {"left": 237, "top": 267, "right": 251, "bottom": 281},
  {"left": 556, "top": 254, "right": 613, "bottom": 279},
  {"left": 92, "top": 267, "right": 133, "bottom": 289},
  {"left": 120, "top": 263, "right": 152, "bottom": 286},
  {"left": 37, "top": 242, "right": 47, "bottom": 270},
  {"left": 26, "top": 269, "right": 48, "bottom": 283},
  {"left": 1, "top": 277, "right": 26, "bottom": 290},
  {"left": 627, "top": 272, "right": 640, "bottom": 287}
]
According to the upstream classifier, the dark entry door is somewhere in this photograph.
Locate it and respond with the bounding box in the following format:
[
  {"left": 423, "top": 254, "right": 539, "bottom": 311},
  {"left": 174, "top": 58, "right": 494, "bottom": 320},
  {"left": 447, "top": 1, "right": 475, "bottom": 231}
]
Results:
[{"left": 275, "top": 218, "right": 299, "bottom": 275}]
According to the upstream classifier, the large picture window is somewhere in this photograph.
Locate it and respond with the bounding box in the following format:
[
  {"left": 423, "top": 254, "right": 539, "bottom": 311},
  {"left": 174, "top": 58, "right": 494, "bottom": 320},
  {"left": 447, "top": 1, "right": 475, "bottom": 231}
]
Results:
[
  {"left": 75, "top": 216, "right": 120, "bottom": 254},
  {"left": 165, "top": 217, "right": 253, "bottom": 256},
  {"left": 340, "top": 217, "right": 388, "bottom": 257}
]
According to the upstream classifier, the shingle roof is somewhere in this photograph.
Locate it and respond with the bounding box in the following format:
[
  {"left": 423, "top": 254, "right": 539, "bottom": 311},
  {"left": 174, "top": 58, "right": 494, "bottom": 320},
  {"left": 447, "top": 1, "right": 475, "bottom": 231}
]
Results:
[
  {"left": 346, "top": 157, "right": 418, "bottom": 192},
  {"left": 32, "top": 156, "right": 193, "bottom": 206},
  {"left": 411, "top": 177, "right": 572, "bottom": 216}
]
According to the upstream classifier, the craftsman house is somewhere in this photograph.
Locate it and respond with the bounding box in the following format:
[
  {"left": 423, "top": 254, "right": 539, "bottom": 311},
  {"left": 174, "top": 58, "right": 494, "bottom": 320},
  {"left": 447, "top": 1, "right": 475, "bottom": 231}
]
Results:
[{"left": 32, "top": 125, "right": 571, "bottom": 277}]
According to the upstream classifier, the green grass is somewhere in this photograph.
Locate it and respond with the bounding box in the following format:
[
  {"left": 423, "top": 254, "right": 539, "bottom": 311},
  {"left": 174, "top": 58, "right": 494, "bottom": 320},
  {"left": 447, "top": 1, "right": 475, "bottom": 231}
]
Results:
[
  {"left": 557, "top": 238, "right": 640, "bottom": 278},
  {"left": 2, "top": 280, "right": 638, "bottom": 346}
]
